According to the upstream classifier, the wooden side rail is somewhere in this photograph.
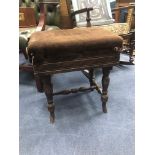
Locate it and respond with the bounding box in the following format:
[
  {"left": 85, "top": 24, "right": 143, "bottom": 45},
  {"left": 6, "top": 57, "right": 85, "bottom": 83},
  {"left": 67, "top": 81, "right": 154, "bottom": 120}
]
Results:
[{"left": 53, "top": 86, "right": 97, "bottom": 96}]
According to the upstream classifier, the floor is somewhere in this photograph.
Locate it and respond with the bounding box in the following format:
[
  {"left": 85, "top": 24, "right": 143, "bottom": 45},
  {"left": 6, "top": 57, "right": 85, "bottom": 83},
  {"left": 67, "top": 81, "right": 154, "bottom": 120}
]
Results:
[{"left": 19, "top": 54, "right": 135, "bottom": 155}]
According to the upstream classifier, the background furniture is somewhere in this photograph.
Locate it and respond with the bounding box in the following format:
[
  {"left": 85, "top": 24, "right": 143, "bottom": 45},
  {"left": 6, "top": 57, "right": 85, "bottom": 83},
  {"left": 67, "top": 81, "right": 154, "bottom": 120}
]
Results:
[
  {"left": 72, "top": 0, "right": 114, "bottom": 27},
  {"left": 112, "top": 3, "right": 135, "bottom": 64},
  {"left": 113, "top": 0, "right": 135, "bottom": 64}
]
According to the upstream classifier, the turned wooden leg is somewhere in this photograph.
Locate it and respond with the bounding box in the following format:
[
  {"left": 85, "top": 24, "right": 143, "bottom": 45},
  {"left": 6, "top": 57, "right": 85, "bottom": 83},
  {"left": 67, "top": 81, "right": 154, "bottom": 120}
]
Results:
[
  {"left": 101, "top": 67, "right": 111, "bottom": 113},
  {"left": 129, "top": 42, "right": 134, "bottom": 63},
  {"left": 89, "top": 69, "right": 95, "bottom": 90},
  {"left": 129, "top": 32, "right": 135, "bottom": 64},
  {"left": 41, "top": 75, "right": 55, "bottom": 123},
  {"left": 34, "top": 75, "right": 44, "bottom": 92}
]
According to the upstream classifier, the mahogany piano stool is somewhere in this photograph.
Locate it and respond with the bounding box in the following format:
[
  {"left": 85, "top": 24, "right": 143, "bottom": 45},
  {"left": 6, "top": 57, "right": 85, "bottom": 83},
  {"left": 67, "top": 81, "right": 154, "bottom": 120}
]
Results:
[{"left": 28, "top": 27, "right": 123, "bottom": 123}]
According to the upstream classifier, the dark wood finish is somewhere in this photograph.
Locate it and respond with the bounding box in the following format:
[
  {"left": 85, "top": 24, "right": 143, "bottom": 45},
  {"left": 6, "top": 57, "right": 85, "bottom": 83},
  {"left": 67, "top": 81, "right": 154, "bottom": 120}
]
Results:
[
  {"left": 88, "top": 69, "right": 94, "bottom": 87},
  {"left": 32, "top": 55, "right": 119, "bottom": 123},
  {"left": 32, "top": 46, "right": 119, "bottom": 123},
  {"left": 41, "top": 75, "right": 55, "bottom": 123},
  {"left": 86, "top": 8, "right": 92, "bottom": 27},
  {"left": 53, "top": 86, "right": 97, "bottom": 96},
  {"left": 32, "top": 50, "right": 119, "bottom": 75},
  {"left": 101, "top": 67, "right": 111, "bottom": 113},
  {"left": 82, "top": 70, "right": 102, "bottom": 95},
  {"left": 30, "top": 33, "right": 121, "bottom": 123},
  {"left": 39, "top": 66, "right": 113, "bottom": 123},
  {"left": 28, "top": 2, "right": 122, "bottom": 123},
  {"left": 39, "top": 67, "right": 112, "bottom": 122},
  {"left": 71, "top": 8, "right": 93, "bottom": 27},
  {"left": 34, "top": 75, "right": 44, "bottom": 93}
]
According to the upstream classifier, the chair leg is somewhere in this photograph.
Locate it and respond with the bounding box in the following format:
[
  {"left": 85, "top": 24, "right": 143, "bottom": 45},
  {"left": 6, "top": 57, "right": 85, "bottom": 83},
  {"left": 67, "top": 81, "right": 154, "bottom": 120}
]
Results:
[
  {"left": 88, "top": 69, "right": 95, "bottom": 89},
  {"left": 41, "top": 75, "right": 55, "bottom": 123},
  {"left": 129, "top": 42, "right": 135, "bottom": 63},
  {"left": 101, "top": 67, "right": 111, "bottom": 113},
  {"left": 34, "top": 75, "right": 44, "bottom": 92}
]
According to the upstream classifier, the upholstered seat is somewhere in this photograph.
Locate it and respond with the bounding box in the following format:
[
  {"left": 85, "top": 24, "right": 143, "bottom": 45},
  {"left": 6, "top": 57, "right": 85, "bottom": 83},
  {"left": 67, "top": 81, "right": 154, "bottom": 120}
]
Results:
[
  {"left": 28, "top": 27, "right": 123, "bottom": 59},
  {"left": 28, "top": 27, "right": 123, "bottom": 74}
]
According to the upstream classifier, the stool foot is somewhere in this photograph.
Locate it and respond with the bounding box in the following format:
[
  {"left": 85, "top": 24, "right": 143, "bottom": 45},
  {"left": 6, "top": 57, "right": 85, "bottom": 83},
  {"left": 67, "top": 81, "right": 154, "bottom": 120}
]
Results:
[
  {"left": 48, "top": 103, "right": 55, "bottom": 123},
  {"left": 129, "top": 56, "right": 134, "bottom": 64},
  {"left": 101, "top": 95, "right": 108, "bottom": 113},
  {"left": 101, "top": 67, "right": 111, "bottom": 113},
  {"left": 50, "top": 116, "right": 55, "bottom": 124}
]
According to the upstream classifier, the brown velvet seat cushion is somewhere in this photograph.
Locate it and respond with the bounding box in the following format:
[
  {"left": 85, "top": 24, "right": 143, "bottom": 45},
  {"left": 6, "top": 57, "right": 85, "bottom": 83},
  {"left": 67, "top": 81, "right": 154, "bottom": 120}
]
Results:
[{"left": 28, "top": 27, "right": 123, "bottom": 56}]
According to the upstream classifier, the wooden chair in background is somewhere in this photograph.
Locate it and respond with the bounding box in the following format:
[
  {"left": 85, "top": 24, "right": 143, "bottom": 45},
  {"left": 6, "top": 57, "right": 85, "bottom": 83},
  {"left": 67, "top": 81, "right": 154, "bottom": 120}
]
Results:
[{"left": 114, "top": 0, "right": 135, "bottom": 64}]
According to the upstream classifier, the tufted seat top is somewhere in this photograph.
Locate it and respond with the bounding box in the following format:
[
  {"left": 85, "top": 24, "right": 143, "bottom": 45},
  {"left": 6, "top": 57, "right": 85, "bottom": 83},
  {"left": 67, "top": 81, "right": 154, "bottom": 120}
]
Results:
[{"left": 28, "top": 27, "right": 123, "bottom": 57}]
